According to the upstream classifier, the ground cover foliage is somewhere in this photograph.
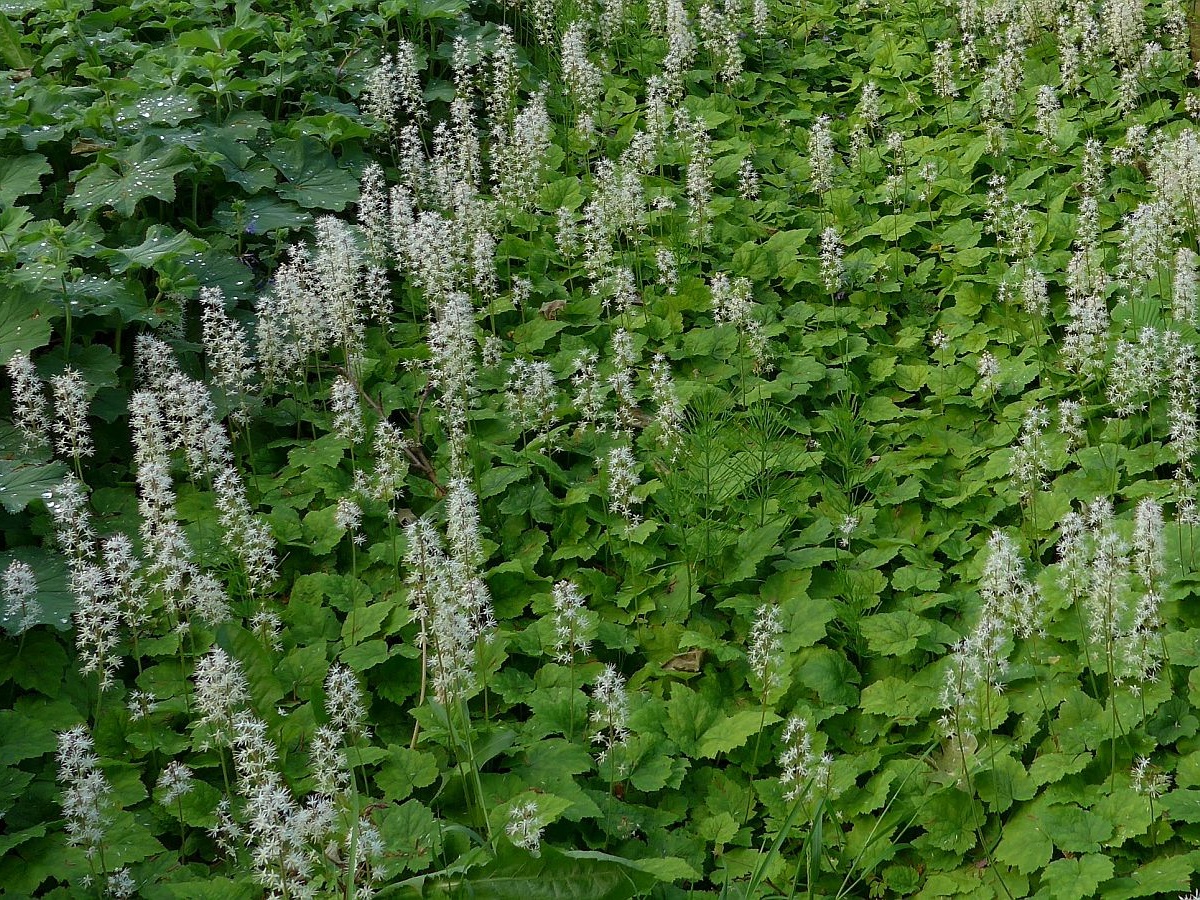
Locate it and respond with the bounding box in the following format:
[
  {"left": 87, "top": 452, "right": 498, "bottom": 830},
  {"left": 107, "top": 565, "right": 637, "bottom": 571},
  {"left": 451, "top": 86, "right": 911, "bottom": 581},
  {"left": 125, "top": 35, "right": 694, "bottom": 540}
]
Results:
[{"left": 7, "top": 0, "right": 1200, "bottom": 896}]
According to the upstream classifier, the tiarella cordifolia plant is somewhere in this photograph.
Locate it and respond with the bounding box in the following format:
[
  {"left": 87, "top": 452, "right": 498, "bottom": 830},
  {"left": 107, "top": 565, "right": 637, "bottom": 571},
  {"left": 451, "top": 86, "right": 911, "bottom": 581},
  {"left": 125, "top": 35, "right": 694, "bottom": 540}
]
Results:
[{"left": 11, "top": 0, "right": 1200, "bottom": 895}]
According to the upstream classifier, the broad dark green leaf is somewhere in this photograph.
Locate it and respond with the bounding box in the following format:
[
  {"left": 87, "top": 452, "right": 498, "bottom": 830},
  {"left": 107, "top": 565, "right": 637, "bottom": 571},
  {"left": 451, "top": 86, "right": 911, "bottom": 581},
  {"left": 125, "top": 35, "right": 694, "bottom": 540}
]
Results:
[{"left": 67, "top": 139, "right": 193, "bottom": 218}]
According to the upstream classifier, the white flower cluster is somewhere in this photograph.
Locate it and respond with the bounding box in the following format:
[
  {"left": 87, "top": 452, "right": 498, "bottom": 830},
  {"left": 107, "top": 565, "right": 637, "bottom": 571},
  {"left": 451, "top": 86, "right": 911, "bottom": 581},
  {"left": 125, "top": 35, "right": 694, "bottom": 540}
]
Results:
[
  {"left": 7, "top": 352, "right": 48, "bottom": 450},
  {"left": 200, "top": 287, "right": 257, "bottom": 423},
  {"left": 748, "top": 602, "right": 784, "bottom": 696},
  {"left": 51, "top": 367, "right": 92, "bottom": 463},
  {"left": 1010, "top": 405, "right": 1050, "bottom": 500},
  {"left": 779, "top": 716, "right": 832, "bottom": 802},
  {"left": 507, "top": 800, "right": 544, "bottom": 855},
  {"left": 1058, "top": 499, "right": 1164, "bottom": 690},
  {"left": 57, "top": 725, "right": 113, "bottom": 859},
  {"left": 2, "top": 560, "right": 40, "bottom": 634},
  {"left": 590, "top": 663, "right": 631, "bottom": 766},
  {"left": 404, "top": 485, "right": 496, "bottom": 705},
  {"left": 550, "top": 579, "right": 596, "bottom": 664},
  {"left": 711, "top": 273, "right": 769, "bottom": 369}
]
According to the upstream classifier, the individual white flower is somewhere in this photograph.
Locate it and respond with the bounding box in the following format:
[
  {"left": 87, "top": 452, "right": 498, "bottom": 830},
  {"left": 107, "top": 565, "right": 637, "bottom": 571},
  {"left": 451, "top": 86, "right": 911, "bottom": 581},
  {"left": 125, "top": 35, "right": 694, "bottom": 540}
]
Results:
[
  {"left": 1174, "top": 248, "right": 1198, "bottom": 326},
  {"left": 647, "top": 354, "right": 684, "bottom": 457},
  {"left": 655, "top": 248, "right": 678, "bottom": 294},
  {"left": 1020, "top": 264, "right": 1048, "bottom": 317},
  {"left": 1059, "top": 399, "right": 1086, "bottom": 451},
  {"left": 1133, "top": 498, "right": 1165, "bottom": 590},
  {"left": 1131, "top": 755, "right": 1172, "bottom": 797},
  {"left": 369, "top": 421, "right": 410, "bottom": 506},
  {"left": 493, "top": 92, "right": 552, "bottom": 210},
  {"left": 213, "top": 466, "right": 277, "bottom": 594},
  {"left": 71, "top": 562, "right": 120, "bottom": 690},
  {"left": 932, "top": 41, "right": 957, "bottom": 98},
  {"left": 250, "top": 609, "right": 284, "bottom": 652},
  {"left": 571, "top": 349, "right": 604, "bottom": 431},
  {"left": 363, "top": 42, "right": 425, "bottom": 130},
  {"left": 445, "top": 477, "right": 484, "bottom": 569},
  {"left": 980, "top": 531, "right": 1044, "bottom": 638},
  {"left": 561, "top": 23, "right": 602, "bottom": 133},
  {"left": 837, "top": 513, "right": 859, "bottom": 548},
  {"left": 858, "top": 81, "right": 881, "bottom": 129},
  {"left": 127, "top": 690, "right": 159, "bottom": 721},
  {"left": 711, "top": 273, "right": 769, "bottom": 368},
  {"left": 1011, "top": 406, "right": 1050, "bottom": 501},
  {"left": 1034, "top": 85, "right": 1060, "bottom": 147},
  {"left": 108, "top": 868, "right": 135, "bottom": 899}
]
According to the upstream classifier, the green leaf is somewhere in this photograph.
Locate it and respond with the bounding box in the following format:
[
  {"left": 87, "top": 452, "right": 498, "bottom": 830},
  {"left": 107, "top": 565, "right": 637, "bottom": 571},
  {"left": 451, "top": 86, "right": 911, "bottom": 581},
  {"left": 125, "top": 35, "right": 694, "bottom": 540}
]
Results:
[
  {"left": 0, "top": 14, "right": 30, "bottom": 69},
  {"left": 797, "top": 648, "right": 860, "bottom": 707},
  {"left": 860, "top": 610, "right": 931, "bottom": 656},
  {"left": 1162, "top": 788, "right": 1200, "bottom": 823},
  {"left": 1052, "top": 690, "right": 1107, "bottom": 752},
  {"left": 377, "top": 747, "right": 439, "bottom": 802},
  {"left": 0, "top": 154, "right": 49, "bottom": 207},
  {"left": 207, "top": 134, "right": 278, "bottom": 194},
  {"left": 38, "top": 344, "right": 121, "bottom": 399},
  {"left": 377, "top": 799, "right": 442, "bottom": 875},
  {"left": 0, "top": 825, "right": 45, "bottom": 859},
  {"left": 1038, "top": 854, "right": 1114, "bottom": 900},
  {"left": 665, "top": 684, "right": 719, "bottom": 756},
  {"left": 622, "top": 856, "right": 701, "bottom": 882},
  {"left": 0, "top": 295, "right": 52, "bottom": 360},
  {"left": 974, "top": 753, "right": 1036, "bottom": 813},
  {"left": 303, "top": 504, "right": 345, "bottom": 555},
  {"left": 104, "top": 225, "right": 206, "bottom": 274},
  {"left": 67, "top": 139, "right": 193, "bottom": 218},
  {"left": 141, "top": 877, "right": 258, "bottom": 900},
  {"left": 266, "top": 137, "right": 360, "bottom": 210},
  {"left": 1041, "top": 803, "right": 1112, "bottom": 853},
  {"left": 0, "top": 629, "right": 67, "bottom": 692},
  {"left": 114, "top": 91, "right": 203, "bottom": 128},
  {"left": 384, "top": 846, "right": 656, "bottom": 899},
  {"left": 696, "top": 708, "right": 780, "bottom": 758},
  {"left": 1028, "top": 751, "right": 1090, "bottom": 786},
  {"left": 214, "top": 195, "right": 312, "bottom": 234},
  {"left": 0, "top": 460, "right": 67, "bottom": 516},
  {"left": 342, "top": 602, "right": 393, "bottom": 645},
  {"left": 1100, "top": 852, "right": 1199, "bottom": 899},
  {"left": 341, "top": 639, "right": 390, "bottom": 671},
  {"left": 0, "top": 709, "right": 59, "bottom": 765},
  {"left": 995, "top": 804, "right": 1053, "bottom": 874}
]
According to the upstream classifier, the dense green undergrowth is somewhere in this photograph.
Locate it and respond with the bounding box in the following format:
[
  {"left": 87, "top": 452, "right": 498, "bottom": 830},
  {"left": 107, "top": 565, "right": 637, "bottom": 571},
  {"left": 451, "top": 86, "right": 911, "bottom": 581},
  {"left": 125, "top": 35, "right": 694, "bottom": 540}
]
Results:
[{"left": 5, "top": 0, "right": 1200, "bottom": 896}]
